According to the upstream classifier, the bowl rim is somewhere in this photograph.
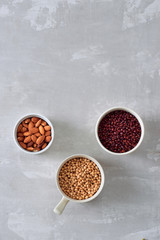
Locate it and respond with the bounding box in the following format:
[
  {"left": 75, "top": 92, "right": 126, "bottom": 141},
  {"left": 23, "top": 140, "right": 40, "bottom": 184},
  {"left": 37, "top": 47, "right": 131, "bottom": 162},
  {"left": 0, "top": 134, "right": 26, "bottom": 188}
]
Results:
[
  {"left": 56, "top": 154, "right": 105, "bottom": 203},
  {"left": 13, "top": 113, "right": 54, "bottom": 154},
  {"left": 95, "top": 106, "right": 145, "bottom": 155}
]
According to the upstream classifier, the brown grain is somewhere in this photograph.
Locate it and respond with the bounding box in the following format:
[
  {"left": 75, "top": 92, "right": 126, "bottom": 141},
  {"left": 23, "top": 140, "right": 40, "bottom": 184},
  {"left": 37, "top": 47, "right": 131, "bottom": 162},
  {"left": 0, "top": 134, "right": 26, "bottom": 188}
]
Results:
[{"left": 59, "top": 157, "right": 101, "bottom": 200}]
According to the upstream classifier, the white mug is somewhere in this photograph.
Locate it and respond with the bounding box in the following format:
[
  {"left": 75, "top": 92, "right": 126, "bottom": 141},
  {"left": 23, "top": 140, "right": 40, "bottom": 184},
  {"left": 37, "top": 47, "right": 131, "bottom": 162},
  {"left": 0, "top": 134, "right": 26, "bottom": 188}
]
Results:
[{"left": 54, "top": 154, "right": 105, "bottom": 215}]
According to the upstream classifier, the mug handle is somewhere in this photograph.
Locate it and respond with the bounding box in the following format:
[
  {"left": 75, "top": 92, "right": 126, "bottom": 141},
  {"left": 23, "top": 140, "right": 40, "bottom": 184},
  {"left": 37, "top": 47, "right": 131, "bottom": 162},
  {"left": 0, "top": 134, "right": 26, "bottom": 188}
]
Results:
[{"left": 54, "top": 197, "right": 69, "bottom": 215}]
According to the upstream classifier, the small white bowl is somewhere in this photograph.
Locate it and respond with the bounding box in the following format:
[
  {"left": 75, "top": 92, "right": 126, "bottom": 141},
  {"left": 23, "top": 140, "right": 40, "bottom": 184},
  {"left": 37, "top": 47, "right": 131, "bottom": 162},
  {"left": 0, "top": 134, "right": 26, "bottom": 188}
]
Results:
[
  {"left": 13, "top": 113, "right": 54, "bottom": 154},
  {"left": 54, "top": 154, "right": 105, "bottom": 215},
  {"left": 95, "top": 107, "right": 144, "bottom": 155}
]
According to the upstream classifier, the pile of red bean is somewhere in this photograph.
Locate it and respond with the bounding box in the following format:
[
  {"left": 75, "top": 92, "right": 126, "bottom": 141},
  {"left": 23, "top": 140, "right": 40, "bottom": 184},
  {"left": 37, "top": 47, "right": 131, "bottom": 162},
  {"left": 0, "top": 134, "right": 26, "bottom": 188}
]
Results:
[{"left": 98, "top": 110, "right": 141, "bottom": 153}]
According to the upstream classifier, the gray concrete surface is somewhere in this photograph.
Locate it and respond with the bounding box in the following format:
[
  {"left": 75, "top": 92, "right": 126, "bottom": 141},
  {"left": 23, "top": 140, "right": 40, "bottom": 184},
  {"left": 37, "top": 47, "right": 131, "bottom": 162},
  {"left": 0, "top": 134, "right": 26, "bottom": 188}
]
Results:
[{"left": 0, "top": 0, "right": 160, "bottom": 239}]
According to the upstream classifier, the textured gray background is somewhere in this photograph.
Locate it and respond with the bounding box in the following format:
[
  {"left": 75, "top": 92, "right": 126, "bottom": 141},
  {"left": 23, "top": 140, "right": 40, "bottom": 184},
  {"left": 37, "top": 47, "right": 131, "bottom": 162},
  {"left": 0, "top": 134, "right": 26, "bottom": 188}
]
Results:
[{"left": 0, "top": 0, "right": 160, "bottom": 239}]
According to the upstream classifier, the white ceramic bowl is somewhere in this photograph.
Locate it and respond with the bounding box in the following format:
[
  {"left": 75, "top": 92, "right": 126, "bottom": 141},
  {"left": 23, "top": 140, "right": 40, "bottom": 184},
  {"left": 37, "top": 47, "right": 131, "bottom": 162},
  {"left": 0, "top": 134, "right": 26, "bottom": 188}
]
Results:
[
  {"left": 95, "top": 107, "right": 144, "bottom": 155},
  {"left": 54, "top": 154, "right": 105, "bottom": 215},
  {"left": 13, "top": 113, "right": 54, "bottom": 154}
]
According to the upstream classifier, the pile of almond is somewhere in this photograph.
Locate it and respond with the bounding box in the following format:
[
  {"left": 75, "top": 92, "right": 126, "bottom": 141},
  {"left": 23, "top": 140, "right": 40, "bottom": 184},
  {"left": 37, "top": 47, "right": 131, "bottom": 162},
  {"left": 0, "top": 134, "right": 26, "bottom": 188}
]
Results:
[{"left": 17, "top": 117, "right": 52, "bottom": 152}]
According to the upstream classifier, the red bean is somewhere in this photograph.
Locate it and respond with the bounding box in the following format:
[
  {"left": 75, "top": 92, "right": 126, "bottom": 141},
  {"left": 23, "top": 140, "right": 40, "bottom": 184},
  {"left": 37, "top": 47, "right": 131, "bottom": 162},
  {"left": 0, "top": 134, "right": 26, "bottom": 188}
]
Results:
[{"left": 98, "top": 110, "right": 141, "bottom": 153}]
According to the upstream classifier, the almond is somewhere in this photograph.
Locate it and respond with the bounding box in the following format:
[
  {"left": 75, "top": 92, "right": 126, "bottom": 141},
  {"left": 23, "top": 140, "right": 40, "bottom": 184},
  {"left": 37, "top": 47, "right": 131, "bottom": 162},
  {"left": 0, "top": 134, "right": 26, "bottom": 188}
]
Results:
[
  {"left": 21, "top": 127, "right": 27, "bottom": 133},
  {"left": 28, "top": 121, "right": 34, "bottom": 130},
  {"left": 35, "top": 119, "right": 42, "bottom": 128},
  {"left": 32, "top": 117, "right": 39, "bottom": 123},
  {"left": 36, "top": 135, "right": 45, "bottom": 145},
  {"left": 17, "top": 136, "right": 24, "bottom": 142},
  {"left": 35, "top": 132, "right": 41, "bottom": 137},
  {"left": 24, "top": 118, "right": 30, "bottom": 124},
  {"left": 39, "top": 125, "right": 45, "bottom": 135},
  {"left": 44, "top": 125, "right": 51, "bottom": 131},
  {"left": 37, "top": 142, "right": 44, "bottom": 148},
  {"left": 22, "top": 121, "right": 28, "bottom": 128},
  {"left": 33, "top": 143, "right": 37, "bottom": 148},
  {"left": 42, "top": 143, "right": 47, "bottom": 149},
  {"left": 33, "top": 147, "right": 40, "bottom": 152},
  {"left": 27, "top": 147, "right": 34, "bottom": 151},
  {"left": 23, "top": 131, "right": 31, "bottom": 136},
  {"left": 45, "top": 131, "right": 51, "bottom": 136},
  {"left": 17, "top": 124, "right": 23, "bottom": 132},
  {"left": 19, "top": 142, "right": 26, "bottom": 149},
  {"left": 31, "top": 135, "right": 37, "bottom": 143},
  {"left": 17, "top": 133, "right": 23, "bottom": 137},
  {"left": 30, "top": 127, "right": 39, "bottom": 134},
  {"left": 41, "top": 121, "right": 47, "bottom": 126},
  {"left": 24, "top": 136, "right": 31, "bottom": 143},
  {"left": 46, "top": 136, "right": 51, "bottom": 143},
  {"left": 27, "top": 141, "right": 33, "bottom": 147}
]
